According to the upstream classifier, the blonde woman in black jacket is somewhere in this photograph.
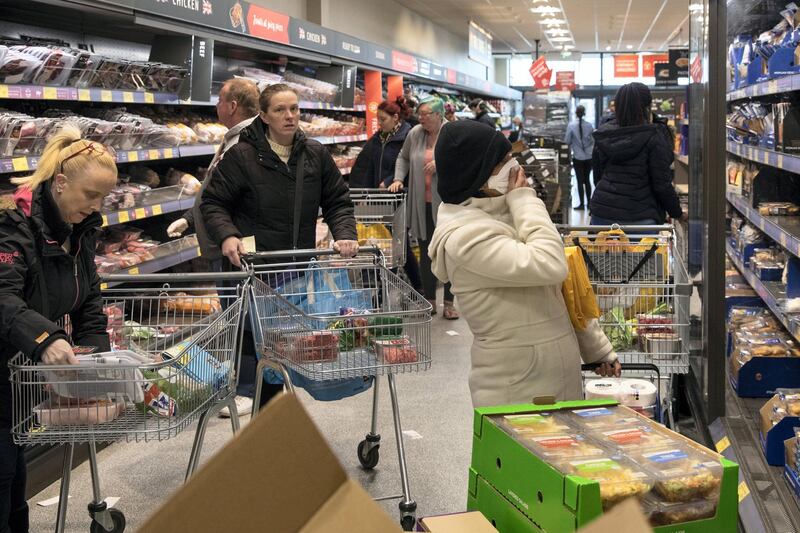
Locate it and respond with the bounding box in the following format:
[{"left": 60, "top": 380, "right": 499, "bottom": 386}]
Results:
[{"left": 0, "top": 125, "right": 117, "bottom": 532}]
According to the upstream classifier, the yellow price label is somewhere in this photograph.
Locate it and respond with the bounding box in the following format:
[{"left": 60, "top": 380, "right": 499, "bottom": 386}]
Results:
[
  {"left": 152, "top": 205, "right": 163, "bottom": 216},
  {"left": 100, "top": 283, "right": 108, "bottom": 291},
  {"left": 163, "top": 148, "right": 173, "bottom": 159},
  {"left": 118, "top": 211, "right": 130, "bottom": 223},
  {"left": 134, "top": 208, "right": 146, "bottom": 220},
  {"left": 738, "top": 481, "right": 750, "bottom": 502},
  {"left": 11, "top": 158, "right": 29, "bottom": 172},
  {"left": 101, "top": 215, "right": 109, "bottom": 227},
  {"left": 778, "top": 154, "right": 785, "bottom": 169},
  {"left": 0, "top": 85, "right": 8, "bottom": 98},
  {"left": 763, "top": 150, "right": 770, "bottom": 165},
  {"left": 127, "top": 151, "right": 139, "bottom": 162},
  {"left": 144, "top": 92, "right": 155, "bottom": 104},
  {"left": 715, "top": 436, "right": 730, "bottom": 453},
  {"left": 148, "top": 149, "right": 159, "bottom": 160},
  {"left": 100, "top": 90, "right": 112, "bottom": 102},
  {"left": 43, "top": 87, "right": 57, "bottom": 100},
  {"left": 123, "top": 92, "right": 134, "bottom": 103},
  {"left": 781, "top": 233, "right": 788, "bottom": 247},
  {"left": 769, "top": 80, "right": 778, "bottom": 93},
  {"left": 128, "top": 267, "right": 139, "bottom": 275},
  {"left": 78, "top": 89, "right": 90, "bottom": 101}
]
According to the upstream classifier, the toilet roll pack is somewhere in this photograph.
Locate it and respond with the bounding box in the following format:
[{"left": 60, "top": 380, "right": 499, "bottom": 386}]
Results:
[{"left": 585, "top": 378, "right": 659, "bottom": 418}]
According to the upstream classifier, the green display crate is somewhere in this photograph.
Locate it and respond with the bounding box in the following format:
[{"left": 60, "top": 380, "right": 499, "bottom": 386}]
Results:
[
  {"left": 468, "top": 469, "right": 541, "bottom": 532},
  {"left": 468, "top": 400, "right": 739, "bottom": 532}
]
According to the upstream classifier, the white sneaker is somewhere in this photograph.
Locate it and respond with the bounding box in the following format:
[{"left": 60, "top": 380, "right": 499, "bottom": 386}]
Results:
[{"left": 218, "top": 395, "right": 253, "bottom": 418}]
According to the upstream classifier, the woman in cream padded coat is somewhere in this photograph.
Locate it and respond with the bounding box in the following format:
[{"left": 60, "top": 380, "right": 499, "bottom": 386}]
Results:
[{"left": 429, "top": 121, "right": 620, "bottom": 407}]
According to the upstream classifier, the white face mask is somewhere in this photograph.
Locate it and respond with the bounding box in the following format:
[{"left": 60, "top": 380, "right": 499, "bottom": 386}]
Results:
[{"left": 485, "top": 158, "right": 520, "bottom": 195}]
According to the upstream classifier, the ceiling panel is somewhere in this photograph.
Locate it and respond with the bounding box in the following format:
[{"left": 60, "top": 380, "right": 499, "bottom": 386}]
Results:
[{"left": 392, "top": 0, "right": 690, "bottom": 55}]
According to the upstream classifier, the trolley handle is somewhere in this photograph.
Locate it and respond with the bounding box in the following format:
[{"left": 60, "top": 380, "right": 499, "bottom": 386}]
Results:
[
  {"left": 101, "top": 271, "right": 250, "bottom": 283},
  {"left": 241, "top": 245, "right": 383, "bottom": 263},
  {"left": 557, "top": 223, "right": 673, "bottom": 232},
  {"left": 581, "top": 362, "right": 661, "bottom": 382}
]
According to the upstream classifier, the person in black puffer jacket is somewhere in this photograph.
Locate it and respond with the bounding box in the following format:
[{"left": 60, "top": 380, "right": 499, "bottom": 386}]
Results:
[
  {"left": 349, "top": 97, "right": 413, "bottom": 189},
  {"left": 0, "top": 126, "right": 118, "bottom": 533},
  {"left": 590, "top": 83, "right": 685, "bottom": 225},
  {"left": 469, "top": 98, "right": 497, "bottom": 129}
]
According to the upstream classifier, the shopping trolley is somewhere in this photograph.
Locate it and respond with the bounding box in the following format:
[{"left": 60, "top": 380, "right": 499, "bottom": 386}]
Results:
[
  {"left": 323, "top": 189, "right": 407, "bottom": 269},
  {"left": 9, "top": 272, "right": 248, "bottom": 533},
  {"left": 560, "top": 224, "right": 692, "bottom": 428},
  {"left": 245, "top": 248, "right": 431, "bottom": 531}
]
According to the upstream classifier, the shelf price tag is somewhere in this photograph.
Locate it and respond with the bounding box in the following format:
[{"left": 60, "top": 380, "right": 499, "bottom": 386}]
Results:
[
  {"left": 148, "top": 149, "right": 159, "bottom": 160},
  {"left": 11, "top": 158, "right": 29, "bottom": 172},
  {"left": 100, "top": 90, "right": 113, "bottom": 102},
  {"left": 152, "top": 205, "right": 163, "bottom": 216},
  {"left": 715, "top": 436, "right": 730, "bottom": 453},
  {"left": 128, "top": 267, "right": 139, "bottom": 275},
  {"left": 781, "top": 233, "right": 788, "bottom": 248},
  {"left": 100, "top": 283, "right": 108, "bottom": 291},
  {"left": 769, "top": 80, "right": 778, "bottom": 93},
  {"left": 763, "top": 150, "right": 770, "bottom": 165},
  {"left": 43, "top": 87, "right": 57, "bottom": 100},
  {"left": 144, "top": 92, "right": 155, "bottom": 104},
  {"left": 78, "top": 89, "right": 90, "bottom": 101},
  {"left": 123, "top": 92, "right": 134, "bottom": 103},
  {"left": 778, "top": 154, "right": 785, "bottom": 169},
  {"left": 101, "top": 215, "right": 109, "bottom": 227},
  {"left": 0, "top": 85, "right": 8, "bottom": 98},
  {"left": 134, "top": 208, "right": 146, "bottom": 220},
  {"left": 128, "top": 151, "right": 139, "bottom": 162},
  {"left": 738, "top": 481, "right": 750, "bottom": 503},
  {"left": 163, "top": 148, "right": 174, "bottom": 159},
  {"left": 118, "top": 211, "right": 130, "bottom": 223}
]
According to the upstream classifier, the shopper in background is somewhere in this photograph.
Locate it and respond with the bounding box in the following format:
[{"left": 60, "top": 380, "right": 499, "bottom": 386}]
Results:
[
  {"left": 508, "top": 116, "right": 525, "bottom": 143},
  {"left": 468, "top": 98, "right": 496, "bottom": 129},
  {"left": 166, "top": 77, "right": 260, "bottom": 418},
  {"left": 389, "top": 96, "right": 458, "bottom": 319},
  {"left": 590, "top": 83, "right": 684, "bottom": 225},
  {"left": 444, "top": 103, "right": 458, "bottom": 123},
  {"left": 201, "top": 83, "right": 358, "bottom": 407},
  {"left": 428, "top": 120, "right": 620, "bottom": 407},
  {"left": 0, "top": 126, "right": 118, "bottom": 533},
  {"left": 599, "top": 99, "right": 616, "bottom": 126},
  {"left": 564, "top": 105, "right": 594, "bottom": 210},
  {"left": 348, "top": 97, "right": 423, "bottom": 293}
]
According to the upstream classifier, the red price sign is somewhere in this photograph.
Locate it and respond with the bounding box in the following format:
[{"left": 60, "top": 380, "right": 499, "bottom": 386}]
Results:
[{"left": 529, "top": 56, "right": 552, "bottom": 89}]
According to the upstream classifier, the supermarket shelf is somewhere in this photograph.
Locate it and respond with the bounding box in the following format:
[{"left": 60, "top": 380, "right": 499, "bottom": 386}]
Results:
[
  {"left": 310, "top": 134, "right": 368, "bottom": 144},
  {"left": 299, "top": 101, "right": 366, "bottom": 112},
  {"left": 675, "top": 153, "right": 689, "bottom": 166},
  {"left": 100, "top": 235, "right": 200, "bottom": 288},
  {"left": 177, "top": 144, "right": 219, "bottom": 158},
  {"left": 727, "top": 141, "right": 800, "bottom": 174},
  {"left": 101, "top": 192, "right": 196, "bottom": 227},
  {"left": 709, "top": 382, "right": 800, "bottom": 532},
  {"left": 727, "top": 192, "right": 800, "bottom": 257},
  {"left": 0, "top": 84, "right": 182, "bottom": 104},
  {"left": 727, "top": 74, "right": 800, "bottom": 102},
  {"left": 726, "top": 241, "right": 800, "bottom": 340}
]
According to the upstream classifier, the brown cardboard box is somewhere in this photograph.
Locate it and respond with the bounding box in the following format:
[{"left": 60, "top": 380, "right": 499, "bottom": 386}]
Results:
[
  {"left": 759, "top": 394, "right": 781, "bottom": 437},
  {"left": 575, "top": 498, "right": 653, "bottom": 533},
  {"left": 139, "top": 394, "right": 402, "bottom": 533},
  {"left": 419, "top": 511, "right": 496, "bottom": 532},
  {"left": 787, "top": 436, "right": 798, "bottom": 471}
]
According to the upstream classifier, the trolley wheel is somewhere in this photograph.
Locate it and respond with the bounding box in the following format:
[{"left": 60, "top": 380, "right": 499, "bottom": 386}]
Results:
[
  {"left": 400, "top": 515, "right": 416, "bottom": 531},
  {"left": 357, "top": 439, "right": 380, "bottom": 470},
  {"left": 90, "top": 509, "right": 126, "bottom": 533}
]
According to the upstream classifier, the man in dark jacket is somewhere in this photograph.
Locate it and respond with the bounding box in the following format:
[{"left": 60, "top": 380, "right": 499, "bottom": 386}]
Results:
[
  {"left": 201, "top": 118, "right": 357, "bottom": 259},
  {"left": 589, "top": 117, "right": 683, "bottom": 224},
  {"left": 349, "top": 121, "right": 412, "bottom": 189}
]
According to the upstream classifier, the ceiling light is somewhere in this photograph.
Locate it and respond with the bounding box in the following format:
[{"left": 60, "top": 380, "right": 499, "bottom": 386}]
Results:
[
  {"left": 540, "top": 18, "right": 566, "bottom": 25},
  {"left": 688, "top": 3, "right": 703, "bottom": 12},
  {"left": 552, "top": 37, "right": 573, "bottom": 42},
  {"left": 562, "top": 45, "right": 575, "bottom": 50},
  {"left": 626, "top": 44, "right": 633, "bottom": 49},
  {"left": 546, "top": 28, "right": 570, "bottom": 36},
  {"left": 605, "top": 45, "right": 612, "bottom": 51},
  {"left": 530, "top": 5, "right": 561, "bottom": 14}
]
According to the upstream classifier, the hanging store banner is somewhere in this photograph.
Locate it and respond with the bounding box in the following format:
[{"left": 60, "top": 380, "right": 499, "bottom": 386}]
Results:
[
  {"left": 364, "top": 70, "right": 382, "bottom": 137},
  {"left": 468, "top": 21, "right": 493, "bottom": 67},
  {"left": 670, "top": 48, "right": 690, "bottom": 77},
  {"left": 554, "top": 71, "right": 576, "bottom": 92},
  {"left": 614, "top": 55, "right": 640, "bottom": 78},
  {"left": 642, "top": 54, "right": 669, "bottom": 77},
  {"left": 529, "top": 56, "right": 552, "bottom": 89}
]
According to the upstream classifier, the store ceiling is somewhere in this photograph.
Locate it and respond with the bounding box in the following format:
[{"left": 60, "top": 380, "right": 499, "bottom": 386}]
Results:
[{"left": 394, "top": 0, "right": 692, "bottom": 55}]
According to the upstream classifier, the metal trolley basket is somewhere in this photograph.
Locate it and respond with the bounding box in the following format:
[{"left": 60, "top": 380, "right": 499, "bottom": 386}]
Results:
[
  {"left": 560, "top": 225, "right": 692, "bottom": 427},
  {"left": 347, "top": 189, "right": 407, "bottom": 269},
  {"left": 9, "top": 273, "right": 248, "bottom": 533},
  {"left": 245, "top": 248, "right": 431, "bottom": 531}
]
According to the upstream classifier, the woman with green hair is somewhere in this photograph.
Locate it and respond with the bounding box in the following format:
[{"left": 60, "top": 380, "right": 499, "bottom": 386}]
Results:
[{"left": 390, "top": 96, "right": 458, "bottom": 319}]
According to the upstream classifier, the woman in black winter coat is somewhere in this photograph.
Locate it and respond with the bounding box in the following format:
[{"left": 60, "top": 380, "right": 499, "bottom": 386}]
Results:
[
  {"left": 0, "top": 126, "right": 117, "bottom": 533},
  {"left": 349, "top": 98, "right": 413, "bottom": 189},
  {"left": 590, "top": 83, "right": 685, "bottom": 225}
]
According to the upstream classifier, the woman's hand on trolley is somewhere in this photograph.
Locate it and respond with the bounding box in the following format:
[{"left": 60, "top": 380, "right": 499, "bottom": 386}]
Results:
[
  {"left": 41, "top": 339, "right": 79, "bottom": 366},
  {"left": 222, "top": 236, "right": 246, "bottom": 268},
  {"left": 334, "top": 240, "right": 359, "bottom": 258},
  {"left": 593, "top": 358, "right": 622, "bottom": 378},
  {"left": 388, "top": 181, "right": 404, "bottom": 193}
]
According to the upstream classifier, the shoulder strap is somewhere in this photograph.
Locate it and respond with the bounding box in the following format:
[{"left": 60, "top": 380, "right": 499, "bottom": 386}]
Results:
[{"left": 292, "top": 150, "right": 307, "bottom": 249}]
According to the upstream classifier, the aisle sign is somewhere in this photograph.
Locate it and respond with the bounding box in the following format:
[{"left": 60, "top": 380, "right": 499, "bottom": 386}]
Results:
[
  {"left": 554, "top": 71, "right": 576, "bottom": 92},
  {"left": 642, "top": 54, "right": 669, "bottom": 77},
  {"left": 288, "top": 19, "right": 335, "bottom": 54},
  {"left": 614, "top": 55, "right": 640, "bottom": 78},
  {"left": 468, "top": 21, "right": 493, "bottom": 67},
  {"left": 392, "top": 51, "right": 417, "bottom": 75},
  {"left": 529, "top": 56, "right": 552, "bottom": 89},
  {"left": 364, "top": 70, "right": 382, "bottom": 138},
  {"left": 246, "top": 5, "right": 289, "bottom": 44}
]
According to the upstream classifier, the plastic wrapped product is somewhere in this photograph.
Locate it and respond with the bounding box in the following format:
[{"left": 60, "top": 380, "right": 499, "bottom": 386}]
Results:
[
  {"left": 34, "top": 396, "right": 126, "bottom": 426},
  {"left": 494, "top": 412, "right": 573, "bottom": 436},
  {"left": 522, "top": 433, "right": 606, "bottom": 460},
  {"left": 566, "top": 406, "right": 645, "bottom": 430},
  {"left": 633, "top": 447, "right": 723, "bottom": 502},
  {"left": 599, "top": 425, "right": 678, "bottom": 452},
  {"left": 557, "top": 456, "right": 654, "bottom": 510}
]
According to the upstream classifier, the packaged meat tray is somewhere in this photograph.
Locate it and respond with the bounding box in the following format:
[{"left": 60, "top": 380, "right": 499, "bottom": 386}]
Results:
[
  {"left": 566, "top": 406, "right": 645, "bottom": 430},
  {"left": 557, "top": 456, "right": 654, "bottom": 510},
  {"left": 520, "top": 433, "right": 606, "bottom": 460},
  {"left": 373, "top": 336, "right": 419, "bottom": 364},
  {"left": 598, "top": 425, "right": 678, "bottom": 452},
  {"left": 633, "top": 447, "right": 723, "bottom": 502},
  {"left": 494, "top": 412, "right": 573, "bottom": 436},
  {"left": 285, "top": 331, "right": 340, "bottom": 363},
  {"left": 34, "top": 397, "right": 126, "bottom": 426},
  {"left": 644, "top": 495, "right": 717, "bottom": 526}
]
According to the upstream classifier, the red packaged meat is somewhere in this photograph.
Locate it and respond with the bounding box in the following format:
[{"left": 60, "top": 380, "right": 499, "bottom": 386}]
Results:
[
  {"left": 373, "top": 337, "right": 419, "bottom": 364},
  {"left": 288, "top": 331, "right": 339, "bottom": 363}
]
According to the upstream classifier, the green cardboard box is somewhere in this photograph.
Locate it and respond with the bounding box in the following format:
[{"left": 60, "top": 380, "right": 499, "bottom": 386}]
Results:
[{"left": 468, "top": 400, "right": 739, "bottom": 533}]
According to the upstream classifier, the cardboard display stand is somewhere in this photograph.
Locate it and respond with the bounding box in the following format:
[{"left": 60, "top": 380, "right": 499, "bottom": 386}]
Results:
[{"left": 139, "top": 394, "right": 402, "bottom": 533}]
